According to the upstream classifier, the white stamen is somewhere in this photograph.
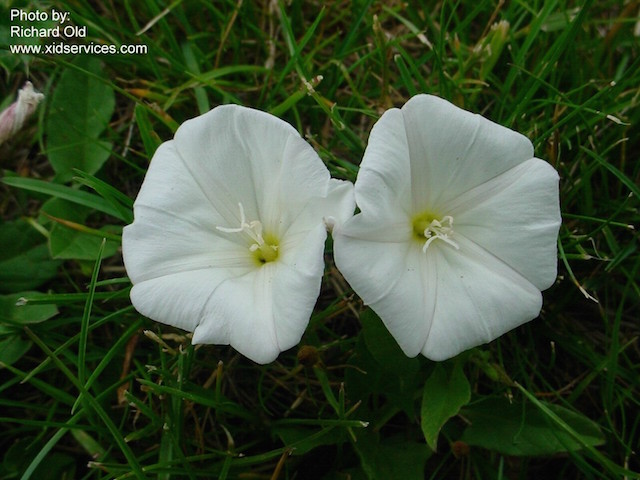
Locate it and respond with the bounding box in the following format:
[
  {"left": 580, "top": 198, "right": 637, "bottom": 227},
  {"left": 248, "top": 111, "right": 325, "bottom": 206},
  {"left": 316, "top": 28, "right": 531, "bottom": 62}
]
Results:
[
  {"left": 422, "top": 215, "right": 459, "bottom": 252},
  {"left": 216, "top": 202, "right": 247, "bottom": 234},
  {"left": 216, "top": 203, "right": 278, "bottom": 261},
  {"left": 216, "top": 203, "right": 266, "bottom": 243}
]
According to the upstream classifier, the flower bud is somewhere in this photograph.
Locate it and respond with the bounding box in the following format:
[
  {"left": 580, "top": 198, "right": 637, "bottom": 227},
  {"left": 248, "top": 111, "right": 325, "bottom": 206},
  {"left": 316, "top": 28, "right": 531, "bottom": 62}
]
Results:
[{"left": 0, "top": 81, "right": 44, "bottom": 145}]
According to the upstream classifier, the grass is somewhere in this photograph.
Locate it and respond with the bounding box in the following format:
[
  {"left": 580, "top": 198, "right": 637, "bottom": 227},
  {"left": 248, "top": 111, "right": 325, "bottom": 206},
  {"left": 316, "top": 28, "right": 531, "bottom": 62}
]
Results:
[{"left": 1, "top": 0, "right": 639, "bottom": 478}]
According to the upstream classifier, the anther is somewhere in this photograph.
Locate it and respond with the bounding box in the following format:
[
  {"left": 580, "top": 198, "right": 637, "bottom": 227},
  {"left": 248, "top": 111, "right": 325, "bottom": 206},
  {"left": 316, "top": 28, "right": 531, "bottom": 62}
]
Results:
[
  {"left": 421, "top": 215, "right": 459, "bottom": 252},
  {"left": 216, "top": 203, "right": 279, "bottom": 263}
]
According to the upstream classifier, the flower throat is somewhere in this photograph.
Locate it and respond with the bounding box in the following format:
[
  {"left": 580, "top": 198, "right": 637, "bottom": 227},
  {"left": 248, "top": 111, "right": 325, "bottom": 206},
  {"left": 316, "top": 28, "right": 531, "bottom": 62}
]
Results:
[
  {"left": 217, "top": 203, "right": 279, "bottom": 264},
  {"left": 412, "top": 212, "right": 459, "bottom": 252}
]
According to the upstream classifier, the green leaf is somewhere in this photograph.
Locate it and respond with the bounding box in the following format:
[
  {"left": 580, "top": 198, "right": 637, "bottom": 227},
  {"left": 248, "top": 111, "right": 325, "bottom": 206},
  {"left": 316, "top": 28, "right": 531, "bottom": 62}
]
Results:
[
  {"left": 0, "top": 335, "right": 32, "bottom": 366},
  {"left": 70, "top": 420, "right": 107, "bottom": 459},
  {"left": 2, "top": 176, "right": 126, "bottom": 221},
  {"left": 361, "top": 308, "right": 420, "bottom": 375},
  {"left": 348, "top": 310, "right": 422, "bottom": 416},
  {"left": 31, "top": 452, "right": 76, "bottom": 480},
  {"left": 49, "top": 223, "right": 120, "bottom": 260},
  {"left": 45, "top": 56, "right": 115, "bottom": 182},
  {"left": 1, "top": 438, "right": 33, "bottom": 476},
  {"left": 353, "top": 431, "right": 430, "bottom": 480},
  {"left": 421, "top": 362, "right": 471, "bottom": 451},
  {"left": 73, "top": 169, "right": 134, "bottom": 224},
  {"left": 274, "top": 426, "right": 347, "bottom": 456},
  {"left": 460, "top": 397, "right": 605, "bottom": 456},
  {"left": 42, "top": 198, "right": 120, "bottom": 261},
  {"left": 0, "top": 219, "right": 60, "bottom": 293},
  {"left": 0, "top": 292, "right": 58, "bottom": 324},
  {"left": 134, "top": 103, "right": 163, "bottom": 159}
]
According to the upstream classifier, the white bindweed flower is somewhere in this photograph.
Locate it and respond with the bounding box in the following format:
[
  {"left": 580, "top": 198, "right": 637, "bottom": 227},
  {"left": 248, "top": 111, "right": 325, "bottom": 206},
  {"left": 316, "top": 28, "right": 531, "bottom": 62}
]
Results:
[
  {"left": 122, "top": 105, "right": 354, "bottom": 364},
  {"left": 0, "top": 81, "right": 44, "bottom": 145},
  {"left": 333, "top": 94, "right": 561, "bottom": 361}
]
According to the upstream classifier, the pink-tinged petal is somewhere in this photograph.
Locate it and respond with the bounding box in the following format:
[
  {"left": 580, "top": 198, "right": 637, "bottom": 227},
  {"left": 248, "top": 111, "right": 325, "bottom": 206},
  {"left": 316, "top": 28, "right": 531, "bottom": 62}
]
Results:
[
  {"left": 421, "top": 235, "right": 543, "bottom": 361},
  {"left": 354, "top": 108, "right": 412, "bottom": 216},
  {"left": 0, "top": 104, "right": 17, "bottom": 144},
  {"left": 0, "top": 81, "right": 44, "bottom": 145},
  {"left": 450, "top": 158, "right": 561, "bottom": 290},
  {"left": 399, "top": 94, "right": 534, "bottom": 212},
  {"left": 172, "top": 105, "right": 331, "bottom": 235}
]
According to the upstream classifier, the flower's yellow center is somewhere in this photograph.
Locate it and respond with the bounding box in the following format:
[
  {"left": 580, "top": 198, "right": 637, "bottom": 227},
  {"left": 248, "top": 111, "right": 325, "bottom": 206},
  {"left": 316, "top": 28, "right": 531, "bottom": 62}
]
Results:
[
  {"left": 217, "top": 203, "right": 279, "bottom": 265},
  {"left": 412, "top": 212, "right": 459, "bottom": 252}
]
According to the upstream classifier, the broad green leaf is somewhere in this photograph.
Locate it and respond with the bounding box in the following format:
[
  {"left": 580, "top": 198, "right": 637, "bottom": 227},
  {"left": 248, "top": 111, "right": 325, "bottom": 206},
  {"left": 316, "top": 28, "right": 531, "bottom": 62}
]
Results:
[
  {"left": 42, "top": 198, "right": 121, "bottom": 261},
  {"left": 49, "top": 223, "right": 120, "bottom": 260},
  {"left": 421, "top": 362, "right": 471, "bottom": 451},
  {"left": 460, "top": 397, "right": 605, "bottom": 456},
  {"left": 0, "top": 292, "right": 58, "bottom": 324},
  {"left": 353, "top": 431, "right": 430, "bottom": 480},
  {"left": 0, "top": 219, "right": 60, "bottom": 293},
  {"left": 31, "top": 452, "right": 76, "bottom": 480},
  {"left": 0, "top": 335, "right": 31, "bottom": 366},
  {"left": 2, "top": 176, "right": 125, "bottom": 221},
  {"left": 46, "top": 56, "right": 115, "bottom": 182},
  {"left": 357, "top": 310, "right": 421, "bottom": 414},
  {"left": 361, "top": 308, "right": 420, "bottom": 375},
  {"left": 1, "top": 438, "right": 34, "bottom": 475}
]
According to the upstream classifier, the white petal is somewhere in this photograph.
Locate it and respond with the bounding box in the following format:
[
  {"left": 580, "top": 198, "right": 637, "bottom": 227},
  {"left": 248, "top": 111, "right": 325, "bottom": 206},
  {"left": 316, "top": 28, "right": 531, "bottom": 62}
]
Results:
[
  {"left": 451, "top": 158, "right": 561, "bottom": 290},
  {"left": 127, "top": 141, "right": 228, "bottom": 229},
  {"left": 130, "top": 269, "right": 232, "bottom": 334},
  {"left": 193, "top": 226, "right": 326, "bottom": 363},
  {"left": 122, "top": 142, "right": 254, "bottom": 284},
  {"left": 279, "top": 222, "right": 327, "bottom": 278},
  {"left": 335, "top": 215, "right": 544, "bottom": 360},
  {"left": 192, "top": 266, "right": 280, "bottom": 363},
  {"left": 322, "top": 179, "right": 355, "bottom": 231},
  {"left": 275, "top": 178, "right": 354, "bottom": 254},
  {"left": 334, "top": 214, "right": 432, "bottom": 357},
  {"left": 14, "top": 82, "right": 45, "bottom": 130},
  {"left": 172, "top": 104, "right": 331, "bottom": 234},
  {"left": 122, "top": 204, "right": 252, "bottom": 284},
  {"left": 131, "top": 217, "right": 328, "bottom": 365},
  {"left": 335, "top": 94, "right": 559, "bottom": 362},
  {"left": 353, "top": 108, "right": 413, "bottom": 217},
  {"left": 124, "top": 104, "right": 337, "bottom": 363},
  {"left": 421, "top": 235, "right": 543, "bottom": 361},
  {"left": 272, "top": 223, "right": 327, "bottom": 345},
  {"left": 398, "top": 94, "right": 535, "bottom": 211}
]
